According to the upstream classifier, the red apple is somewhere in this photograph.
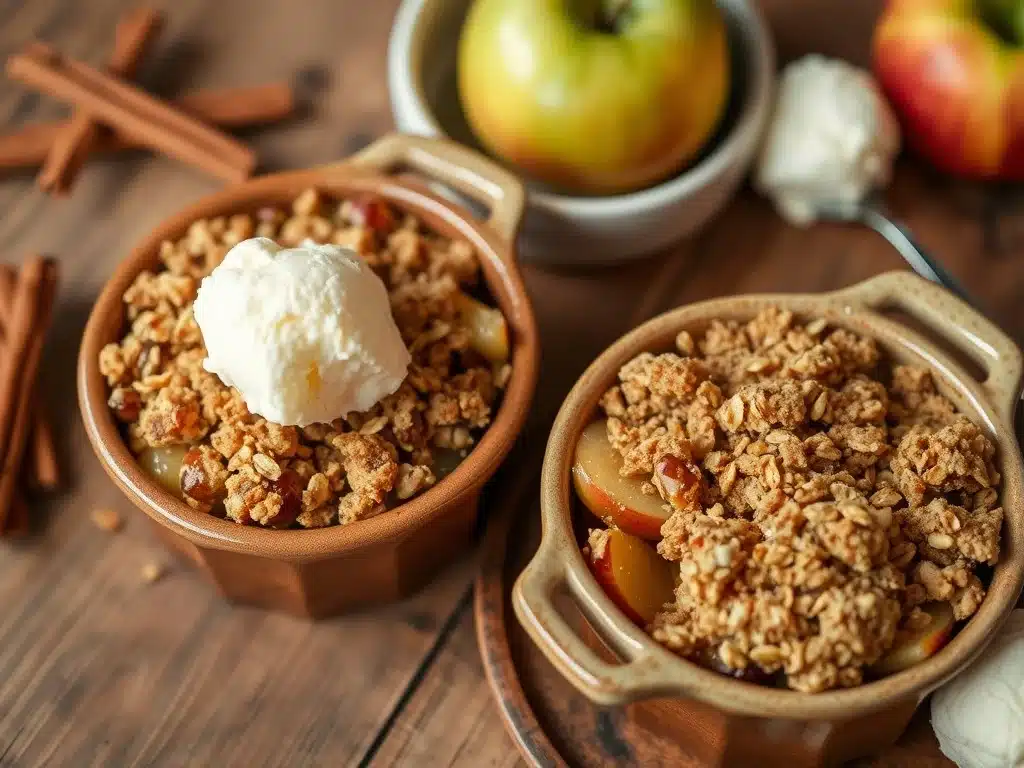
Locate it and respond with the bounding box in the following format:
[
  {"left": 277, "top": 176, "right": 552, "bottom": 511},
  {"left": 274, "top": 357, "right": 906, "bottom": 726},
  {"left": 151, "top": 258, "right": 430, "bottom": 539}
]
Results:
[
  {"left": 872, "top": 601, "right": 955, "bottom": 676},
  {"left": 873, "top": 0, "right": 1024, "bottom": 179},
  {"left": 573, "top": 420, "right": 672, "bottom": 540},
  {"left": 587, "top": 528, "right": 676, "bottom": 626}
]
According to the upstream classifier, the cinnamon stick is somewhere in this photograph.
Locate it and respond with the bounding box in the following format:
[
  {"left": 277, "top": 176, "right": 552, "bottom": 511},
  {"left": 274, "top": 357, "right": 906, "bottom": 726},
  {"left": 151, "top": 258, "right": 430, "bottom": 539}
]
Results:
[
  {"left": 38, "top": 7, "right": 163, "bottom": 196},
  {"left": 0, "top": 83, "right": 294, "bottom": 171},
  {"left": 7, "top": 43, "right": 256, "bottom": 183},
  {"left": 5, "top": 493, "right": 30, "bottom": 538},
  {"left": 0, "top": 257, "right": 59, "bottom": 531},
  {"left": 0, "top": 265, "right": 58, "bottom": 491},
  {"left": 27, "top": 415, "right": 59, "bottom": 491}
]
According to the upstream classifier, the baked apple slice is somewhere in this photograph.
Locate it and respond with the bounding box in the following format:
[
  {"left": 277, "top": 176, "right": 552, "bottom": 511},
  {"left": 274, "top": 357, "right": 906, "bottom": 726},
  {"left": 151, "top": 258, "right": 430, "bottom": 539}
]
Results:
[
  {"left": 573, "top": 420, "right": 671, "bottom": 540},
  {"left": 455, "top": 292, "right": 509, "bottom": 363},
  {"left": 587, "top": 528, "right": 676, "bottom": 626},
  {"left": 138, "top": 445, "right": 189, "bottom": 497},
  {"left": 654, "top": 454, "right": 703, "bottom": 511},
  {"left": 872, "top": 601, "right": 955, "bottom": 676}
]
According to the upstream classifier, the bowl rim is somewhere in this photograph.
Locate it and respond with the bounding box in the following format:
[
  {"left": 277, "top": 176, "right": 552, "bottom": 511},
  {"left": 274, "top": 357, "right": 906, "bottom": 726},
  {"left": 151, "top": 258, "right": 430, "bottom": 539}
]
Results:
[
  {"left": 387, "top": 0, "right": 776, "bottom": 215},
  {"left": 515, "top": 271, "right": 1024, "bottom": 720},
  {"left": 78, "top": 149, "right": 539, "bottom": 563}
]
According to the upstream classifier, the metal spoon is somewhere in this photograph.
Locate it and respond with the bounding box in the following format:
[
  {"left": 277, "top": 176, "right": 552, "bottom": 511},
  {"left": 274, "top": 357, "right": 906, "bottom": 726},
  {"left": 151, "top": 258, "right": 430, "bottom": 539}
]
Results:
[
  {"left": 815, "top": 196, "right": 973, "bottom": 304},
  {"left": 817, "top": 198, "right": 1024, "bottom": 443}
]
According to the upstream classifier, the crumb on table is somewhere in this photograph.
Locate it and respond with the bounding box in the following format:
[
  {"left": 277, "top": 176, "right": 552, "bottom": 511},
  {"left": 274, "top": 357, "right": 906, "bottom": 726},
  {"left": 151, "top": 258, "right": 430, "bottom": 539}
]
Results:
[{"left": 90, "top": 508, "right": 123, "bottom": 533}]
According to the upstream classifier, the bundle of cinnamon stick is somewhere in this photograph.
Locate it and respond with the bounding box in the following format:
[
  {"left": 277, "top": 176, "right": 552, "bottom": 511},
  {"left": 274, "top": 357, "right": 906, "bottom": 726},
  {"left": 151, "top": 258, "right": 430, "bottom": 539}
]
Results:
[
  {"left": 0, "top": 257, "right": 60, "bottom": 536},
  {"left": 3, "top": 7, "right": 297, "bottom": 196}
]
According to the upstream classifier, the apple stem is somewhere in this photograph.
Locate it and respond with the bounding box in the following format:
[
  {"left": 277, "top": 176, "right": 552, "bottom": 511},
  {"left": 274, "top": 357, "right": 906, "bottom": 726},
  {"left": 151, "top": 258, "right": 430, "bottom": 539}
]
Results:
[
  {"left": 600, "top": 0, "right": 632, "bottom": 33},
  {"left": 978, "top": 0, "right": 1024, "bottom": 45}
]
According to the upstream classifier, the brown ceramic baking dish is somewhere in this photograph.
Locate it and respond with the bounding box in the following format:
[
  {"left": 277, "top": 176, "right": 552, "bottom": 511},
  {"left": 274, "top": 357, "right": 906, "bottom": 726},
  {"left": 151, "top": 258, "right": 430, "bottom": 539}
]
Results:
[
  {"left": 79, "top": 133, "right": 538, "bottom": 619},
  {"left": 514, "top": 272, "right": 1024, "bottom": 766}
]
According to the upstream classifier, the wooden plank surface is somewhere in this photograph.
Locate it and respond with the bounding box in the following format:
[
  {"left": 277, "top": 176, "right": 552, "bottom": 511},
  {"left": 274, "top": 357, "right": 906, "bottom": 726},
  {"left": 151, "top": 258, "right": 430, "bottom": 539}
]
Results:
[
  {"left": 378, "top": 170, "right": 1024, "bottom": 767},
  {"left": 377, "top": 0, "right": 1024, "bottom": 763},
  {"left": 0, "top": 0, "right": 1022, "bottom": 766},
  {"left": 0, "top": 2, "right": 469, "bottom": 766}
]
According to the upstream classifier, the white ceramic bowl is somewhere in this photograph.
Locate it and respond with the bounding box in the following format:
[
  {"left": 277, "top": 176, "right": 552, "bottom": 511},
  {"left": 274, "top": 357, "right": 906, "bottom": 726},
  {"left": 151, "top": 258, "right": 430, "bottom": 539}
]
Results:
[{"left": 388, "top": 0, "right": 775, "bottom": 264}]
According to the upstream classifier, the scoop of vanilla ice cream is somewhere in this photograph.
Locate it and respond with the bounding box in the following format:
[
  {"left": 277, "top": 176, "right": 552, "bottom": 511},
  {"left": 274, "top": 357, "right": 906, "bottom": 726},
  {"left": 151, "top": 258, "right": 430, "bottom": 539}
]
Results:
[
  {"left": 756, "top": 55, "right": 900, "bottom": 226},
  {"left": 193, "top": 237, "right": 410, "bottom": 427},
  {"left": 931, "top": 610, "right": 1024, "bottom": 768}
]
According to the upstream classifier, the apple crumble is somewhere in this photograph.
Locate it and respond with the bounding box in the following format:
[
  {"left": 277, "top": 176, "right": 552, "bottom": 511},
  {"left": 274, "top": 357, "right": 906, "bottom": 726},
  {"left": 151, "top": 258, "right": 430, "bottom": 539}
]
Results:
[
  {"left": 100, "top": 189, "right": 512, "bottom": 529},
  {"left": 582, "top": 307, "right": 1002, "bottom": 692}
]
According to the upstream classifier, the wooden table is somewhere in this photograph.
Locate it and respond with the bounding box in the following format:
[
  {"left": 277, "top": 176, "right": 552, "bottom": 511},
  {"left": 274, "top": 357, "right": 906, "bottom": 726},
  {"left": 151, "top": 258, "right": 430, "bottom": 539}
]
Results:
[{"left": 0, "top": 1, "right": 1021, "bottom": 765}]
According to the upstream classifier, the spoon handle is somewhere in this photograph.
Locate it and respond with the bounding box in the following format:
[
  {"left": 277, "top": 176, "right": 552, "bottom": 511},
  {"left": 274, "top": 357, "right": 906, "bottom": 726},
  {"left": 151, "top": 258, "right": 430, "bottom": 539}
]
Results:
[{"left": 858, "top": 205, "right": 974, "bottom": 305}]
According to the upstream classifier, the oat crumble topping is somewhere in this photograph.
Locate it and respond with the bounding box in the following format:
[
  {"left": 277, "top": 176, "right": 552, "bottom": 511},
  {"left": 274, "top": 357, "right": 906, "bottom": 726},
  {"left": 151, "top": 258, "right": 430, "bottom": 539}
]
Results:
[
  {"left": 594, "top": 307, "right": 1002, "bottom": 692},
  {"left": 100, "top": 189, "right": 511, "bottom": 528}
]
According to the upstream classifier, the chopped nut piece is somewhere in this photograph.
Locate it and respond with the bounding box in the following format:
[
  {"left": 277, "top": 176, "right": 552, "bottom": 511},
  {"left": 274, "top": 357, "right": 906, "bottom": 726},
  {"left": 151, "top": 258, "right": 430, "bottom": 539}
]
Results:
[
  {"left": 675, "top": 330, "right": 695, "bottom": 356},
  {"left": 297, "top": 505, "right": 335, "bottom": 528},
  {"left": 301, "top": 472, "right": 331, "bottom": 512},
  {"left": 395, "top": 463, "right": 437, "bottom": 500},
  {"left": 141, "top": 562, "right": 165, "bottom": 583}
]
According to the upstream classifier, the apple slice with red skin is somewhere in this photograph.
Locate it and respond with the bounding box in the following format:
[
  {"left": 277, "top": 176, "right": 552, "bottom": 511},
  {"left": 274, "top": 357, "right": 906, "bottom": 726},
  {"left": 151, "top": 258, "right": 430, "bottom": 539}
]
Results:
[
  {"left": 587, "top": 528, "right": 676, "bottom": 626},
  {"left": 872, "top": 601, "right": 955, "bottom": 676},
  {"left": 572, "top": 420, "right": 672, "bottom": 540}
]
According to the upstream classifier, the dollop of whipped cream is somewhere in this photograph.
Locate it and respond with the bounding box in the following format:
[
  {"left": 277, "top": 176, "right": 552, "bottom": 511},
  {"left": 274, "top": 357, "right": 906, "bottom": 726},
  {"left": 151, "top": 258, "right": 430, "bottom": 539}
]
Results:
[
  {"left": 931, "top": 610, "right": 1024, "bottom": 768},
  {"left": 755, "top": 55, "right": 900, "bottom": 226},
  {"left": 194, "top": 237, "right": 410, "bottom": 427}
]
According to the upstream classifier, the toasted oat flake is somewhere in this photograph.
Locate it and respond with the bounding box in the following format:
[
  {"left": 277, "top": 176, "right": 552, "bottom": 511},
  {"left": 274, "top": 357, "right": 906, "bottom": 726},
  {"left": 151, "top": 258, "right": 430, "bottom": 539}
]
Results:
[
  {"left": 101, "top": 189, "right": 511, "bottom": 530},
  {"left": 596, "top": 307, "right": 1002, "bottom": 693},
  {"left": 358, "top": 415, "right": 389, "bottom": 435},
  {"left": 252, "top": 453, "right": 282, "bottom": 481}
]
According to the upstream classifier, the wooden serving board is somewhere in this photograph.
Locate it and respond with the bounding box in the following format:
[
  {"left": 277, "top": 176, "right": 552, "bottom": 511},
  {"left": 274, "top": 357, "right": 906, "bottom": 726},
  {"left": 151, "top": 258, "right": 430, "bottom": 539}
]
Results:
[{"left": 474, "top": 503, "right": 959, "bottom": 768}]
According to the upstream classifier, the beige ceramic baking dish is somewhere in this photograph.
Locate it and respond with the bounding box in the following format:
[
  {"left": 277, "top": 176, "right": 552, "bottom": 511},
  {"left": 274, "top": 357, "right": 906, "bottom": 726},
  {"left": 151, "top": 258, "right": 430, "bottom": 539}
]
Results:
[
  {"left": 79, "top": 133, "right": 539, "bottom": 619},
  {"left": 514, "top": 272, "right": 1024, "bottom": 766}
]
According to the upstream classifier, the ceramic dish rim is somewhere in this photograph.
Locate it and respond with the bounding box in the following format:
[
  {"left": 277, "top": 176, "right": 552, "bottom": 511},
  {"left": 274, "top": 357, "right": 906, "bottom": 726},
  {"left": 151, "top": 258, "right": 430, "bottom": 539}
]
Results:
[
  {"left": 387, "top": 0, "right": 775, "bottom": 216},
  {"left": 78, "top": 154, "right": 539, "bottom": 564},
  {"left": 517, "top": 271, "right": 1024, "bottom": 720}
]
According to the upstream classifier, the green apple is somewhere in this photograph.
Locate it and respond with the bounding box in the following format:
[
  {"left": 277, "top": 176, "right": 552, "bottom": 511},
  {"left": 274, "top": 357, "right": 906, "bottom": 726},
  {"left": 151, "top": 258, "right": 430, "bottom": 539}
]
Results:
[{"left": 458, "top": 0, "right": 730, "bottom": 195}]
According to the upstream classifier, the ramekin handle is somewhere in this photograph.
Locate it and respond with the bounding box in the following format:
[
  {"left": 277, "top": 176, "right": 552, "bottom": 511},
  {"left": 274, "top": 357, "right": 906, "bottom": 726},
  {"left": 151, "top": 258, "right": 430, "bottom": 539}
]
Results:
[
  {"left": 838, "top": 271, "right": 1023, "bottom": 427},
  {"left": 513, "top": 545, "right": 672, "bottom": 707},
  {"left": 345, "top": 133, "right": 525, "bottom": 245}
]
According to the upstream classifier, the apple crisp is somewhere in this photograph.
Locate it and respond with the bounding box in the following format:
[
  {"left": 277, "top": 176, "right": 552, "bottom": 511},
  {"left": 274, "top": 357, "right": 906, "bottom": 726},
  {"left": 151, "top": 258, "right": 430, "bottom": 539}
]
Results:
[
  {"left": 100, "top": 189, "right": 511, "bottom": 528},
  {"left": 594, "top": 307, "right": 1002, "bottom": 692}
]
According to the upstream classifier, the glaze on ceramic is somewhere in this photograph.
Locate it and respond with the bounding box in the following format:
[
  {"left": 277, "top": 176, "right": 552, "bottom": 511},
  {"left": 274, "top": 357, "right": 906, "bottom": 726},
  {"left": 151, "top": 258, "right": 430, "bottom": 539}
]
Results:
[
  {"left": 79, "top": 134, "right": 539, "bottom": 618},
  {"left": 515, "top": 272, "right": 1024, "bottom": 766},
  {"left": 388, "top": 0, "right": 775, "bottom": 264}
]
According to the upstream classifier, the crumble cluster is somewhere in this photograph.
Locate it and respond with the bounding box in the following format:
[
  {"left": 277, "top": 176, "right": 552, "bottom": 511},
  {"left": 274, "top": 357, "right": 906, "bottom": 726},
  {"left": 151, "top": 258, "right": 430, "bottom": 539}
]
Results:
[
  {"left": 598, "top": 307, "right": 1002, "bottom": 692},
  {"left": 100, "top": 188, "right": 511, "bottom": 529}
]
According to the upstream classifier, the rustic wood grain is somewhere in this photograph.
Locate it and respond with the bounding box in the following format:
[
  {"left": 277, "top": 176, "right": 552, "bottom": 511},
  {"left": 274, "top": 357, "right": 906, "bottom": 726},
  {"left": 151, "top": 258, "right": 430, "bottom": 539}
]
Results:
[
  {"left": 465, "top": 472, "right": 988, "bottom": 768},
  {"left": 379, "top": 0, "right": 1024, "bottom": 762},
  {"left": 375, "top": 174, "right": 1024, "bottom": 768},
  {"left": 0, "top": 1, "right": 471, "bottom": 766},
  {"left": 367, "top": 607, "right": 528, "bottom": 768},
  {"left": 1, "top": 0, "right": 1022, "bottom": 766}
]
